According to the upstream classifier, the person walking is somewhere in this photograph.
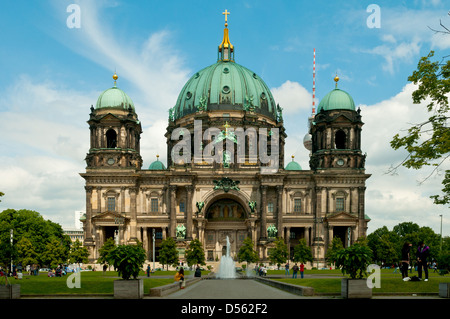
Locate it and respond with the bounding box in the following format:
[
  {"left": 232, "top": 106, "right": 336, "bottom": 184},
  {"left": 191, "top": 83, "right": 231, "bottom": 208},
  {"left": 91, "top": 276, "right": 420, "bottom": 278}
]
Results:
[
  {"left": 285, "top": 262, "right": 290, "bottom": 277},
  {"left": 174, "top": 267, "right": 185, "bottom": 289},
  {"left": 292, "top": 263, "right": 299, "bottom": 279},
  {"left": 401, "top": 242, "right": 412, "bottom": 281},
  {"left": 416, "top": 241, "right": 430, "bottom": 281},
  {"left": 300, "top": 263, "right": 305, "bottom": 279}
]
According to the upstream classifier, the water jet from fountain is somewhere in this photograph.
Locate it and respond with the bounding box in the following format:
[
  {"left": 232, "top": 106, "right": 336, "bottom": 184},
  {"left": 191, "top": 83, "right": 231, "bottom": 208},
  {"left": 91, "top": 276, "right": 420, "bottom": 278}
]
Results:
[{"left": 216, "top": 236, "right": 236, "bottom": 279}]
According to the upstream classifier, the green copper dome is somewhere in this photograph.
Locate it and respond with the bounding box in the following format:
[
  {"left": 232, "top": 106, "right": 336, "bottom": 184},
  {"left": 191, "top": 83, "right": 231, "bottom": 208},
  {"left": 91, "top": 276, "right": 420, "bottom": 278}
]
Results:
[
  {"left": 148, "top": 157, "right": 166, "bottom": 170},
  {"left": 96, "top": 74, "right": 135, "bottom": 110},
  {"left": 172, "top": 61, "right": 277, "bottom": 120},
  {"left": 317, "top": 88, "right": 355, "bottom": 112},
  {"left": 317, "top": 76, "right": 355, "bottom": 112},
  {"left": 285, "top": 157, "right": 302, "bottom": 170},
  {"left": 171, "top": 22, "right": 277, "bottom": 121}
]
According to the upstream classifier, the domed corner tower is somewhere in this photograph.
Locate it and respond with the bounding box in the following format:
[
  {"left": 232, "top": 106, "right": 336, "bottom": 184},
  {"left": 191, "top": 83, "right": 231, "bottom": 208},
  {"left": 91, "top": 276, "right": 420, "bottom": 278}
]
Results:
[
  {"left": 85, "top": 73, "right": 143, "bottom": 170},
  {"left": 165, "top": 16, "right": 286, "bottom": 171},
  {"left": 309, "top": 75, "right": 366, "bottom": 171}
]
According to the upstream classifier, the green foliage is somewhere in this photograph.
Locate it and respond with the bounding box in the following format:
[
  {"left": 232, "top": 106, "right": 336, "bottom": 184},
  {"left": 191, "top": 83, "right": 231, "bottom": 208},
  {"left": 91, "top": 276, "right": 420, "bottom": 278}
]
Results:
[
  {"left": 292, "top": 238, "right": 313, "bottom": 264},
  {"left": 159, "top": 237, "right": 179, "bottom": 270},
  {"left": 326, "top": 237, "right": 344, "bottom": 265},
  {"left": 185, "top": 239, "right": 206, "bottom": 267},
  {"left": 41, "top": 238, "right": 69, "bottom": 268},
  {"left": 69, "top": 239, "right": 89, "bottom": 264},
  {"left": 390, "top": 50, "right": 450, "bottom": 205},
  {"left": 109, "top": 244, "right": 146, "bottom": 280},
  {"left": 437, "top": 252, "right": 450, "bottom": 274},
  {"left": 237, "top": 237, "right": 259, "bottom": 264},
  {"left": 335, "top": 242, "right": 373, "bottom": 279},
  {"left": 98, "top": 237, "right": 116, "bottom": 267},
  {"left": 0, "top": 209, "right": 70, "bottom": 268},
  {"left": 268, "top": 237, "right": 288, "bottom": 266}
]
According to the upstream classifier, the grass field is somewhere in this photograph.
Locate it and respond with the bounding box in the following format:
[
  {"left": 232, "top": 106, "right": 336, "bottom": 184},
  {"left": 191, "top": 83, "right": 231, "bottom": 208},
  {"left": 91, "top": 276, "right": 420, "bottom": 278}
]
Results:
[
  {"left": 6, "top": 268, "right": 450, "bottom": 296},
  {"left": 9, "top": 270, "right": 201, "bottom": 295},
  {"left": 270, "top": 268, "right": 450, "bottom": 294}
]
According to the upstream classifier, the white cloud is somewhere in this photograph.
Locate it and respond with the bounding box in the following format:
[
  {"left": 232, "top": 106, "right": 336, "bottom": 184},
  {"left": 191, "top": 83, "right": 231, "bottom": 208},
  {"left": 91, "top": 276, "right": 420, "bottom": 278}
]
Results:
[
  {"left": 359, "top": 82, "right": 449, "bottom": 233},
  {"left": 271, "top": 80, "right": 312, "bottom": 114}
]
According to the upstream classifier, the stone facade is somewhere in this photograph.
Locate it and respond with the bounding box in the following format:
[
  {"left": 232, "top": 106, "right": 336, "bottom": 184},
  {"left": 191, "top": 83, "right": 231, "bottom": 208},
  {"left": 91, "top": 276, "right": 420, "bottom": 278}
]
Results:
[{"left": 80, "top": 100, "right": 370, "bottom": 268}]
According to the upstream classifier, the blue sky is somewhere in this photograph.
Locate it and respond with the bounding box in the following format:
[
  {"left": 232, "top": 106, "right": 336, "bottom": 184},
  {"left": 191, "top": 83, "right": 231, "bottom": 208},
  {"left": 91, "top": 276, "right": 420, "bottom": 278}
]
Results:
[{"left": 0, "top": 0, "right": 449, "bottom": 235}]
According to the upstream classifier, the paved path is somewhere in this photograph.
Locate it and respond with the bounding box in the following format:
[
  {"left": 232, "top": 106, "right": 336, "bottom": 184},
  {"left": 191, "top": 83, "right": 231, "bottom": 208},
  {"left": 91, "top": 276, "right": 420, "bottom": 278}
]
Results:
[{"left": 159, "top": 278, "right": 306, "bottom": 299}]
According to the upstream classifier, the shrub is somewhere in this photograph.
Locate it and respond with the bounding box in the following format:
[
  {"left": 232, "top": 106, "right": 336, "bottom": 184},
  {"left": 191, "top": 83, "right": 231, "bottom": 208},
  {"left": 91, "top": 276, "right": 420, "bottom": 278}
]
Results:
[
  {"left": 335, "top": 243, "right": 373, "bottom": 279},
  {"left": 109, "top": 244, "right": 146, "bottom": 280}
]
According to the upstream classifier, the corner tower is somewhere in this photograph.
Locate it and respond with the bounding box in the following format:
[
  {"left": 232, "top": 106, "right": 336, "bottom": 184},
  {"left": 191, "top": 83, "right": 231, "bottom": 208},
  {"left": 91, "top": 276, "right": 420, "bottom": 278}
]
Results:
[
  {"left": 309, "top": 76, "right": 365, "bottom": 171},
  {"left": 85, "top": 73, "right": 143, "bottom": 169}
]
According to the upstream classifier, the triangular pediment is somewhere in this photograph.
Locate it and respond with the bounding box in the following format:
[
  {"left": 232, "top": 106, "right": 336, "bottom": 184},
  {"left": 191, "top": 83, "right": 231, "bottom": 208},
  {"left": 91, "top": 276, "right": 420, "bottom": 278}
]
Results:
[
  {"left": 92, "top": 211, "right": 128, "bottom": 221},
  {"left": 325, "top": 211, "right": 358, "bottom": 221},
  {"left": 99, "top": 113, "right": 122, "bottom": 122}
]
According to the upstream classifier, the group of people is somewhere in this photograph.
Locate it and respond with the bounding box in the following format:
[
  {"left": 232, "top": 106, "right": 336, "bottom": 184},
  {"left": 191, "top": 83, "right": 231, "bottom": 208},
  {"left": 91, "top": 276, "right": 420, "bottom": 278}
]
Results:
[
  {"left": 255, "top": 264, "right": 268, "bottom": 276},
  {"left": 285, "top": 262, "right": 305, "bottom": 279},
  {"left": 401, "top": 241, "right": 431, "bottom": 281}
]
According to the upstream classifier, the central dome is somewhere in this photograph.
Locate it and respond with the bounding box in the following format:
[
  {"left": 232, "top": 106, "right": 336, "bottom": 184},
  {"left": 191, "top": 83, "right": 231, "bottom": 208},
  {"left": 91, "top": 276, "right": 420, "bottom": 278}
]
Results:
[
  {"left": 173, "top": 61, "right": 277, "bottom": 120},
  {"left": 171, "top": 20, "right": 277, "bottom": 121}
]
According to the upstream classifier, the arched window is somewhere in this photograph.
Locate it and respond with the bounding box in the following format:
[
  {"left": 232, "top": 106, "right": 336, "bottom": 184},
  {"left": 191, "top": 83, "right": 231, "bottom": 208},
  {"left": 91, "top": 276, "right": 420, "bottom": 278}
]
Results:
[
  {"left": 106, "top": 129, "right": 117, "bottom": 148},
  {"left": 335, "top": 130, "right": 346, "bottom": 149}
]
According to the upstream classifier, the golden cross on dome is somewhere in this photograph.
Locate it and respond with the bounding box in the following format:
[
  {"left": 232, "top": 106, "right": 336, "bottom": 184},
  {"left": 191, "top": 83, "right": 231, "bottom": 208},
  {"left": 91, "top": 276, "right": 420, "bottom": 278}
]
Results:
[{"left": 223, "top": 9, "right": 230, "bottom": 26}]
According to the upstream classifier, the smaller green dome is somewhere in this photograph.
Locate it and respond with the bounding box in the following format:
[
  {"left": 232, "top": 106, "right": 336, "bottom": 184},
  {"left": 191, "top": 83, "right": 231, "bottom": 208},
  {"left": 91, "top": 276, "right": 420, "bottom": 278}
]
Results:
[
  {"left": 285, "top": 156, "right": 302, "bottom": 171},
  {"left": 317, "top": 88, "right": 355, "bottom": 112},
  {"left": 149, "top": 156, "right": 166, "bottom": 170},
  {"left": 96, "top": 74, "right": 135, "bottom": 110}
]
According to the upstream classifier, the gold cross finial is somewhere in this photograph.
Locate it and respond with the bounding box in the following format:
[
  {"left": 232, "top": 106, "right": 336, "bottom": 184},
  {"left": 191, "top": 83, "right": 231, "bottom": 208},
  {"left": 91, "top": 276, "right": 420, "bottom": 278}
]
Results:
[{"left": 223, "top": 9, "right": 230, "bottom": 26}]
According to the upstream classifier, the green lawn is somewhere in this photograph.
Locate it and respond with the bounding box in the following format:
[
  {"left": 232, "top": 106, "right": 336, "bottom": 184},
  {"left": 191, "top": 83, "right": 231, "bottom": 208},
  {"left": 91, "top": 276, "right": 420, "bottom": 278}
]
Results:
[
  {"left": 11, "top": 271, "right": 175, "bottom": 295},
  {"left": 272, "top": 269, "right": 450, "bottom": 294},
  {"left": 9, "top": 269, "right": 450, "bottom": 296}
]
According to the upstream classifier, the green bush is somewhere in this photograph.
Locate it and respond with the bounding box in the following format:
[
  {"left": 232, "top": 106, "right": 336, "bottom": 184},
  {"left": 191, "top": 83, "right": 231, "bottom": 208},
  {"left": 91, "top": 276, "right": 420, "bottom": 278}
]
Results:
[
  {"left": 109, "top": 244, "right": 146, "bottom": 280},
  {"left": 335, "top": 243, "right": 373, "bottom": 279}
]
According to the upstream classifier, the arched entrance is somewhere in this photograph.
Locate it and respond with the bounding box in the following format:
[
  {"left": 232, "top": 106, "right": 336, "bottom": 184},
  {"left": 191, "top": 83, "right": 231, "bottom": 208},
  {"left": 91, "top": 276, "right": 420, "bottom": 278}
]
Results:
[{"left": 203, "top": 194, "right": 251, "bottom": 261}]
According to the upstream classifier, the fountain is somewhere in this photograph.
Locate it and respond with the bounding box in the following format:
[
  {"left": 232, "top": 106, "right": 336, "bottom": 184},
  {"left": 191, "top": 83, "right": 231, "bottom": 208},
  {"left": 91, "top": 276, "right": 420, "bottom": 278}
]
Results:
[{"left": 216, "top": 236, "right": 236, "bottom": 279}]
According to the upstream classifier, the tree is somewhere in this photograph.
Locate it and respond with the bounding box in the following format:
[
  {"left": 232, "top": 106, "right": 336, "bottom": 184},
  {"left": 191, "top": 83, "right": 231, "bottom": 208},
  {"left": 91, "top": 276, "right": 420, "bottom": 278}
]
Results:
[
  {"left": 16, "top": 237, "right": 38, "bottom": 266},
  {"left": 98, "top": 237, "right": 116, "bottom": 269},
  {"left": 0, "top": 192, "right": 4, "bottom": 202},
  {"left": 41, "top": 238, "right": 69, "bottom": 268},
  {"left": 326, "top": 237, "right": 344, "bottom": 266},
  {"left": 390, "top": 50, "right": 450, "bottom": 205},
  {"left": 268, "top": 238, "right": 288, "bottom": 268},
  {"left": 69, "top": 239, "right": 89, "bottom": 264},
  {"left": 292, "top": 239, "right": 313, "bottom": 264},
  {"left": 159, "top": 237, "right": 179, "bottom": 270},
  {"left": 185, "top": 239, "right": 206, "bottom": 267},
  {"left": 237, "top": 237, "right": 259, "bottom": 266},
  {"left": 0, "top": 209, "right": 71, "bottom": 268}
]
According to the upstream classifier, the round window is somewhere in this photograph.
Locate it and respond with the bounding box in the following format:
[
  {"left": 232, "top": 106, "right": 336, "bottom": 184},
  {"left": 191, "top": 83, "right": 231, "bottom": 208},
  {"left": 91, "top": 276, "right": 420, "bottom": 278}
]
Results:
[
  {"left": 186, "top": 91, "right": 192, "bottom": 99},
  {"left": 222, "top": 86, "right": 230, "bottom": 94}
]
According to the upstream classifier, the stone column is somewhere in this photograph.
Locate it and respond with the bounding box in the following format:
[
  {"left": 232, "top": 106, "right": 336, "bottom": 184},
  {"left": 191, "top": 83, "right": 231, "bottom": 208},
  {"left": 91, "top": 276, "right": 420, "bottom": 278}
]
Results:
[
  {"left": 169, "top": 186, "right": 177, "bottom": 238},
  {"left": 260, "top": 185, "right": 267, "bottom": 240},
  {"left": 186, "top": 185, "right": 193, "bottom": 240},
  {"left": 84, "top": 186, "right": 94, "bottom": 245},
  {"left": 276, "top": 185, "right": 283, "bottom": 237},
  {"left": 129, "top": 187, "right": 138, "bottom": 243},
  {"left": 328, "top": 225, "right": 334, "bottom": 245},
  {"left": 305, "top": 227, "right": 310, "bottom": 246},
  {"left": 143, "top": 227, "right": 148, "bottom": 252}
]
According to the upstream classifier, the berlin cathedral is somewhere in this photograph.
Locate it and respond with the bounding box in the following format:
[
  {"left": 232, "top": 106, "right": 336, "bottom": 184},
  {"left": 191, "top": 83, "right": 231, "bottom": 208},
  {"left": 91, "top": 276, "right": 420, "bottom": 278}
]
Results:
[{"left": 80, "top": 12, "right": 371, "bottom": 267}]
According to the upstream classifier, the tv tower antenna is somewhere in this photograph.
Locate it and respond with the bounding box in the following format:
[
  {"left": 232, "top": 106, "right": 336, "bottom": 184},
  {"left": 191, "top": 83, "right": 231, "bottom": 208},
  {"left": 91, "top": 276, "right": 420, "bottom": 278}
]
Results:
[
  {"left": 303, "top": 48, "right": 316, "bottom": 153},
  {"left": 312, "top": 48, "right": 316, "bottom": 116}
]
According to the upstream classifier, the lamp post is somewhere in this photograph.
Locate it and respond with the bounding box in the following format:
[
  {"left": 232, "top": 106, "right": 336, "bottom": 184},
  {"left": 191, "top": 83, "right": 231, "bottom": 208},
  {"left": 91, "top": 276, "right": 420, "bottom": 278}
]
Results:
[
  {"left": 10, "top": 229, "right": 13, "bottom": 276},
  {"left": 152, "top": 229, "right": 156, "bottom": 270},
  {"left": 440, "top": 214, "right": 443, "bottom": 253}
]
